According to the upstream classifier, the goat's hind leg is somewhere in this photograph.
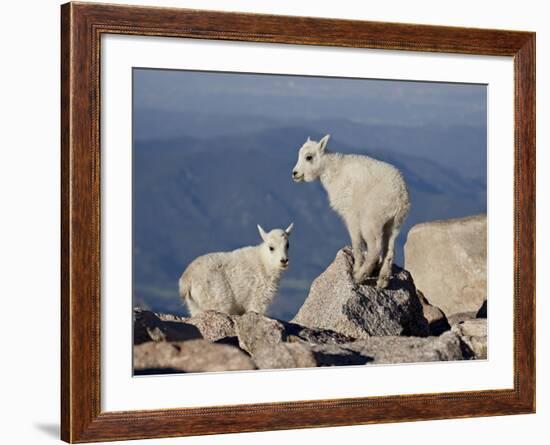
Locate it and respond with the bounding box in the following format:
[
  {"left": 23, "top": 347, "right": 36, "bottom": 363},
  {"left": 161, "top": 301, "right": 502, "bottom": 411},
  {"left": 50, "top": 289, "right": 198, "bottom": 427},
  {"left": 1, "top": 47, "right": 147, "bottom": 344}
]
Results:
[{"left": 377, "top": 221, "right": 399, "bottom": 288}]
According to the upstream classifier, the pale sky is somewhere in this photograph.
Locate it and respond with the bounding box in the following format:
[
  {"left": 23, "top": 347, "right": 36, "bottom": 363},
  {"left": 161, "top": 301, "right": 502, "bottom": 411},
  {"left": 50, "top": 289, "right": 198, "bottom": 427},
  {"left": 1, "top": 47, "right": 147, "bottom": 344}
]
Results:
[{"left": 133, "top": 68, "right": 486, "bottom": 129}]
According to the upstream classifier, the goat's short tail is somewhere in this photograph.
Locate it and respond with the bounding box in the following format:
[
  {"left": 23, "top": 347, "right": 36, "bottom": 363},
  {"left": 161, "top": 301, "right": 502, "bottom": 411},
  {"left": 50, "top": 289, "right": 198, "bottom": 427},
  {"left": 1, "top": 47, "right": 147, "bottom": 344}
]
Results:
[
  {"left": 179, "top": 271, "right": 199, "bottom": 316},
  {"left": 178, "top": 272, "right": 192, "bottom": 302}
]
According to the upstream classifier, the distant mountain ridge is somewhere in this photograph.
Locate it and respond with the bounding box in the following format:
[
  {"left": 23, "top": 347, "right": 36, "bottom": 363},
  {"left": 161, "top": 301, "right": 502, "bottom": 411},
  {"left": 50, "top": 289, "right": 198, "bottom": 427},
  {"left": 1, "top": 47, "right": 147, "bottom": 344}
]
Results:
[{"left": 135, "top": 111, "right": 486, "bottom": 181}]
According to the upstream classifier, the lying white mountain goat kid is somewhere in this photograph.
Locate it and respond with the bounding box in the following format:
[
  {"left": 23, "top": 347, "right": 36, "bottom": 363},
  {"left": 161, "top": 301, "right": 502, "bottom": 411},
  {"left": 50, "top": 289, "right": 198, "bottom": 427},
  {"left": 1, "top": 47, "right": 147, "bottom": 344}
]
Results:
[
  {"left": 292, "top": 135, "right": 410, "bottom": 288},
  {"left": 179, "top": 224, "right": 294, "bottom": 316}
]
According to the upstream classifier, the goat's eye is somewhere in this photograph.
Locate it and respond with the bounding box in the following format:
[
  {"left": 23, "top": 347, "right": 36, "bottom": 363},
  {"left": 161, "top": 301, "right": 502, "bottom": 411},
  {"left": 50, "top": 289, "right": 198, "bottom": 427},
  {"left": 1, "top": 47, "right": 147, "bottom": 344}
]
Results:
[
  {"left": 305, "top": 155, "right": 313, "bottom": 161},
  {"left": 269, "top": 246, "right": 274, "bottom": 252}
]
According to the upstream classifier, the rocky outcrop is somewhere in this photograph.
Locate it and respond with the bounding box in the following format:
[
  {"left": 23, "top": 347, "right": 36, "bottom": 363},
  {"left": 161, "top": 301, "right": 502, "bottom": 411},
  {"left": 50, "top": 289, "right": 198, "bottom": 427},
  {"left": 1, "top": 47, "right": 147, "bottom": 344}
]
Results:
[
  {"left": 134, "top": 310, "right": 477, "bottom": 374},
  {"left": 292, "top": 248, "right": 430, "bottom": 338},
  {"left": 281, "top": 321, "right": 355, "bottom": 345},
  {"left": 347, "top": 331, "right": 470, "bottom": 364},
  {"left": 134, "top": 339, "right": 256, "bottom": 373},
  {"left": 233, "top": 312, "right": 367, "bottom": 368},
  {"left": 404, "top": 214, "right": 487, "bottom": 316},
  {"left": 133, "top": 306, "right": 479, "bottom": 373},
  {"left": 134, "top": 308, "right": 202, "bottom": 345}
]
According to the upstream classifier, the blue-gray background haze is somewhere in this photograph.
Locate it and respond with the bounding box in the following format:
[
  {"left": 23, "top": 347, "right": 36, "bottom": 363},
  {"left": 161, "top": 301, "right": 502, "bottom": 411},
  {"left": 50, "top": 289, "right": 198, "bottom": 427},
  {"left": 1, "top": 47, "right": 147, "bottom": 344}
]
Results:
[{"left": 133, "top": 68, "right": 487, "bottom": 320}]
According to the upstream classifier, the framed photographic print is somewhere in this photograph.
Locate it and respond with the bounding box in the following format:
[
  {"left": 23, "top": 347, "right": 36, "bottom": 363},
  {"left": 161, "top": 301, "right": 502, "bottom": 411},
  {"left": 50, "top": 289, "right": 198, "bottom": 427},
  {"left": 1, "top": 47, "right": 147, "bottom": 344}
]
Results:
[{"left": 61, "top": 2, "right": 535, "bottom": 442}]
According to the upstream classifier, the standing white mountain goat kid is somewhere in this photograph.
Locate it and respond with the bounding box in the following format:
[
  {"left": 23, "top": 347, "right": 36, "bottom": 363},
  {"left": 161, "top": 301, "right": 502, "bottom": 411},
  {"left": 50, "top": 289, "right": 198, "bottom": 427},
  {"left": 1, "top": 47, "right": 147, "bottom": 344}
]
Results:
[
  {"left": 292, "top": 135, "right": 410, "bottom": 288},
  {"left": 179, "top": 223, "right": 294, "bottom": 316}
]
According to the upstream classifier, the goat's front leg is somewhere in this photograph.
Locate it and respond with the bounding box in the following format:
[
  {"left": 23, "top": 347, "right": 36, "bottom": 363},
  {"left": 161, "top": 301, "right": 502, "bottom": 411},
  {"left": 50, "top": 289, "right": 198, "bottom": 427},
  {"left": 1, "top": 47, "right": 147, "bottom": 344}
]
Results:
[{"left": 355, "top": 226, "right": 383, "bottom": 284}]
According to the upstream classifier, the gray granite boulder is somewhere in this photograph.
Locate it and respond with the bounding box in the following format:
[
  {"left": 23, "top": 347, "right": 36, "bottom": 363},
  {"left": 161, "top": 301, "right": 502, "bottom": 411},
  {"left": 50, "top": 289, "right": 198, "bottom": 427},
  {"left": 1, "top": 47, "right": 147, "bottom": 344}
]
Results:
[
  {"left": 251, "top": 342, "right": 317, "bottom": 369},
  {"left": 133, "top": 339, "right": 256, "bottom": 373},
  {"left": 134, "top": 308, "right": 237, "bottom": 344},
  {"left": 281, "top": 321, "right": 356, "bottom": 345},
  {"left": 183, "top": 310, "right": 236, "bottom": 342},
  {"left": 404, "top": 214, "right": 487, "bottom": 316},
  {"left": 244, "top": 330, "right": 471, "bottom": 369},
  {"left": 346, "top": 331, "right": 471, "bottom": 364},
  {"left": 232, "top": 312, "right": 366, "bottom": 369},
  {"left": 133, "top": 308, "right": 202, "bottom": 345},
  {"left": 452, "top": 319, "right": 487, "bottom": 359},
  {"left": 234, "top": 311, "right": 288, "bottom": 355},
  {"left": 292, "top": 248, "right": 429, "bottom": 338}
]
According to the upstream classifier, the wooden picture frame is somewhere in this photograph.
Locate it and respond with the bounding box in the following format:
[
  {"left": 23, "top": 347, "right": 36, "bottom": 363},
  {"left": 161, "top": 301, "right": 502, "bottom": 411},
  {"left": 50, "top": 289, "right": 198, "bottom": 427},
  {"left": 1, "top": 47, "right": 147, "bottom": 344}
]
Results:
[{"left": 61, "top": 2, "right": 535, "bottom": 442}]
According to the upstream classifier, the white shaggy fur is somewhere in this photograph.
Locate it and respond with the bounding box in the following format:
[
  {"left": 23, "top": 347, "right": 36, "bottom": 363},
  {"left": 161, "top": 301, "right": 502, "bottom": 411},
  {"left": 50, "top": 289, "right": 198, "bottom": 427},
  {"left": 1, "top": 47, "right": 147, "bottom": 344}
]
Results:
[
  {"left": 179, "top": 224, "right": 293, "bottom": 316},
  {"left": 292, "top": 135, "right": 410, "bottom": 288}
]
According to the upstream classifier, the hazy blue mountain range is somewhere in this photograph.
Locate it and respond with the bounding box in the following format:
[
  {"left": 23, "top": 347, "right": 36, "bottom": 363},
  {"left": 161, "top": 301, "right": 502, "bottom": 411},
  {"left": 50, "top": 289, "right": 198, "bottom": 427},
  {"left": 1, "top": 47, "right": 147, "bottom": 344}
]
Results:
[
  {"left": 133, "top": 122, "right": 486, "bottom": 320},
  {"left": 134, "top": 110, "right": 487, "bottom": 182}
]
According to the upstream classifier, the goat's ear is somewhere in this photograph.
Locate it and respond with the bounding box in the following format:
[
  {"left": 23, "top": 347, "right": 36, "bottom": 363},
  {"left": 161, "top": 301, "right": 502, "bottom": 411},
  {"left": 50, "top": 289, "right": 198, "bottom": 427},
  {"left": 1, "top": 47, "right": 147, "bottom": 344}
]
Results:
[
  {"left": 257, "top": 224, "right": 268, "bottom": 242},
  {"left": 319, "top": 134, "right": 330, "bottom": 152},
  {"left": 285, "top": 223, "right": 294, "bottom": 236}
]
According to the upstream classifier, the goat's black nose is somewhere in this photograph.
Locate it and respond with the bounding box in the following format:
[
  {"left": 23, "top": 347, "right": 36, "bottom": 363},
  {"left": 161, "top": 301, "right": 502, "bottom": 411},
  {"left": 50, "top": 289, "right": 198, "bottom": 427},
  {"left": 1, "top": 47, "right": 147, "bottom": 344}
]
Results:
[
  {"left": 292, "top": 171, "right": 298, "bottom": 177},
  {"left": 281, "top": 258, "right": 288, "bottom": 264}
]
